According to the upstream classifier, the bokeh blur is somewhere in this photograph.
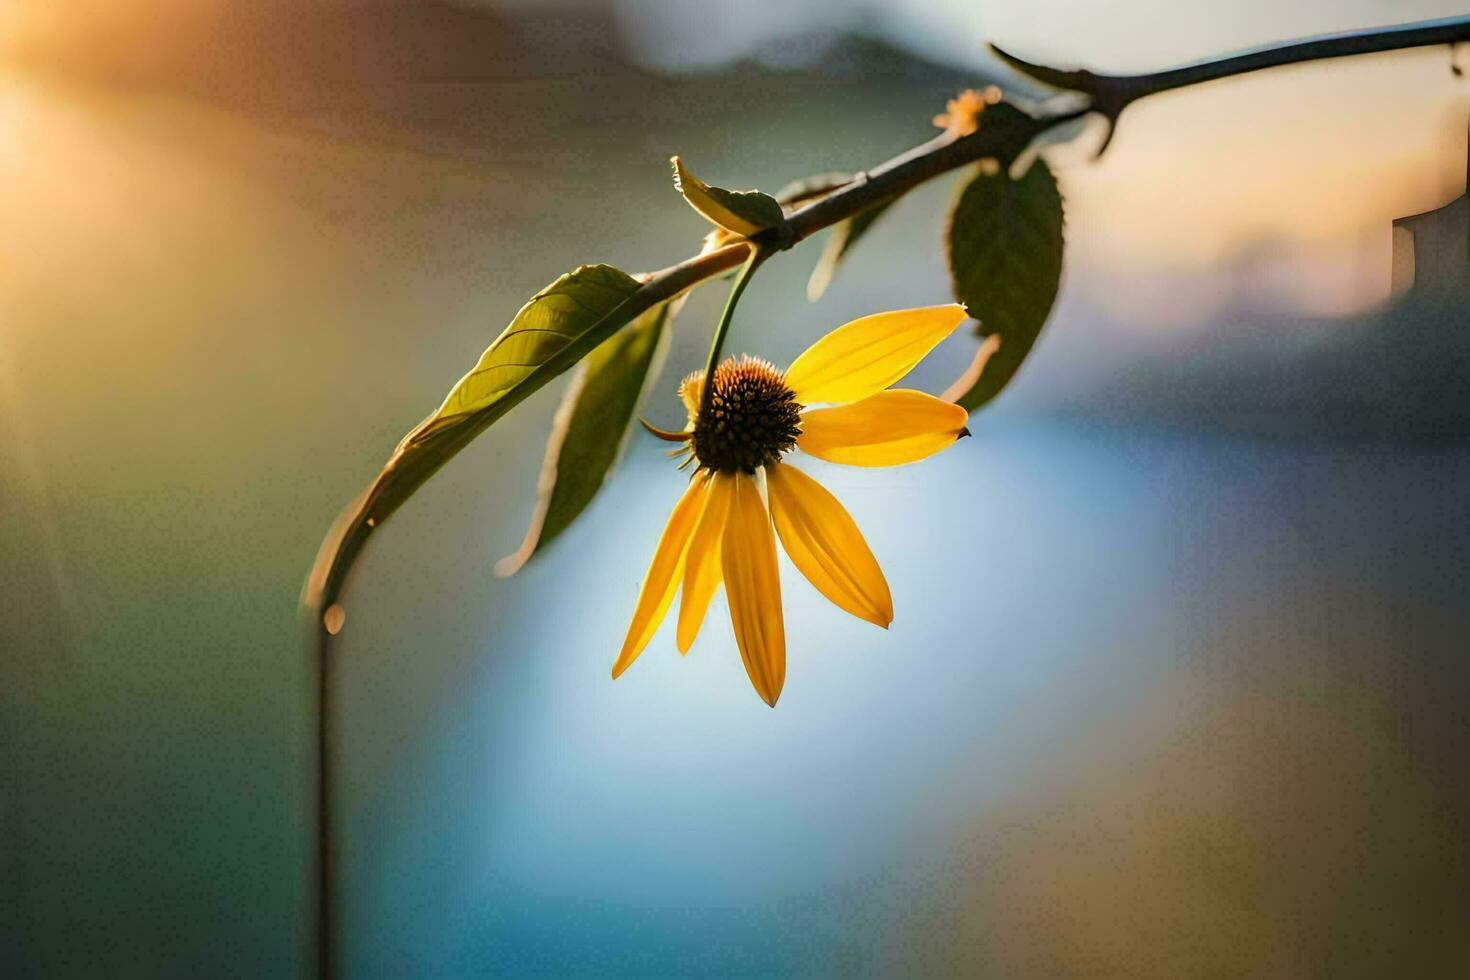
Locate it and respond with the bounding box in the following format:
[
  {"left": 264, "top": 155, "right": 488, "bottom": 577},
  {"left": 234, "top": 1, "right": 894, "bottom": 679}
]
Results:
[{"left": 3, "top": 1, "right": 1469, "bottom": 975}]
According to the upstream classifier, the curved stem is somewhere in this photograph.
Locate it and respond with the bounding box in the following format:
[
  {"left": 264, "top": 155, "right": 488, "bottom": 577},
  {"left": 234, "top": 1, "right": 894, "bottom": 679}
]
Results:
[{"left": 699, "top": 247, "right": 767, "bottom": 414}]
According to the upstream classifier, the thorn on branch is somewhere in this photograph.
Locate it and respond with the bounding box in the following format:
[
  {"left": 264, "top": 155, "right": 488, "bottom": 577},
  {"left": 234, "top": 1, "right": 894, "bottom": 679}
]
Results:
[
  {"left": 989, "top": 42, "right": 1133, "bottom": 159},
  {"left": 989, "top": 43, "right": 1097, "bottom": 93},
  {"left": 993, "top": 16, "right": 1470, "bottom": 111},
  {"left": 1093, "top": 107, "right": 1123, "bottom": 159}
]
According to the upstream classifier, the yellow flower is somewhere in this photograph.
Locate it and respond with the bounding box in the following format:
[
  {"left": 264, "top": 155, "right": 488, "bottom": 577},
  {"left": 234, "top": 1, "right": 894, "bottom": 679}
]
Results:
[{"left": 613, "top": 305, "right": 971, "bottom": 706}]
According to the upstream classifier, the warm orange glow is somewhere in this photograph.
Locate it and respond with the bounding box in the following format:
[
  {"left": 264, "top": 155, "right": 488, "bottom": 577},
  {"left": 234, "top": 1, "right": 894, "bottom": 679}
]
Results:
[{"left": 1061, "top": 48, "right": 1468, "bottom": 267}]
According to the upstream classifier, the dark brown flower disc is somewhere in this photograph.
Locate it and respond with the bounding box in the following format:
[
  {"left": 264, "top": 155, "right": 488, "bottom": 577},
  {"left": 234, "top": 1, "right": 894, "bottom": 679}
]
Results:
[{"left": 690, "top": 357, "right": 802, "bottom": 473}]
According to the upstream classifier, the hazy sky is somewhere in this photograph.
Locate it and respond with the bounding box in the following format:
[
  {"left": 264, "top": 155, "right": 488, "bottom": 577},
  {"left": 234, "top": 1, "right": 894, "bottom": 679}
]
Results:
[
  {"left": 4, "top": 0, "right": 1468, "bottom": 306},
  {"left": 471, "top": 0, "right": 1470, "bottom": 73},
  {"left": 474, "top": 1, "right": 1470, "bottom": 280}
]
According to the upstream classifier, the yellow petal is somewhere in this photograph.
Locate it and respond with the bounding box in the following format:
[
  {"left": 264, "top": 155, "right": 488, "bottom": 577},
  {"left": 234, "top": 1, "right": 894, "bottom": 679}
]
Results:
[
  {"left": 766, "top": 463, "right": 892, "bottom": 628},
  {"left": 721, "top": 472, "right": 786, "bottom": 706},
  {"left": 677, "top": 472, "right": 733, "bottom": 653},
  {"left": 798, "top": 389, "right": 969, "bottom": 467},
  {"left": 783, "top": 304, "right": 967, "bottom": 405},
  {"left": 613, "top": 472, "right": 709, "bottom": 678}
]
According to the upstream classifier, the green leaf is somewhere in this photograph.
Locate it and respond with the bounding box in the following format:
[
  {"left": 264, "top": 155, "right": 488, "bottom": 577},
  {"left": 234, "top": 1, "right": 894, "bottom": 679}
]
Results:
[
  {"left": 495, "top": 300, "right": 673, "bottom": 576},
  {"left": 701, "top": 172, "right": 852, "bottom": 264},
  {"left": 671, "top": 156, "right": 784, "bottom": 237},
  {"left": 944, "top": 158, "right": 1064, "bottom": 411},
  {"left": 806, "top": 198, "right": 895, "bottom": 301},
  {"left": 303, "top": 264, "right": 643, "bottom": 621},
  {"left": 411, "top": 265, "right": 641, "bottom": 440}
]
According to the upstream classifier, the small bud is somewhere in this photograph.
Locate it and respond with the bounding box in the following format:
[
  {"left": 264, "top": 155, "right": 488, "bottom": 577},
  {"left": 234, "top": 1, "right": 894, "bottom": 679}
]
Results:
[{"left": 933, "top": 87, "right": 1002, "bottom": 137}]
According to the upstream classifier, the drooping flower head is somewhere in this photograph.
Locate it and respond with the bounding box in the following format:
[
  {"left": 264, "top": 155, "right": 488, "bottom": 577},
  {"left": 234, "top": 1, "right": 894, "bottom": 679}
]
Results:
[{"left": 615, "top": 305, "right": 971, "bottom": 706}]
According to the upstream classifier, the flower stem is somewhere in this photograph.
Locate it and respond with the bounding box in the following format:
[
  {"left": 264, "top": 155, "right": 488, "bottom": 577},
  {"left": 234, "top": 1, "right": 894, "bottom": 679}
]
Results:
[
  {"left": 314, "top": 627, "right": 339, "bottom": 980},
  {"left": 700, "top": 246, "right": 767, "bottom": 415}
]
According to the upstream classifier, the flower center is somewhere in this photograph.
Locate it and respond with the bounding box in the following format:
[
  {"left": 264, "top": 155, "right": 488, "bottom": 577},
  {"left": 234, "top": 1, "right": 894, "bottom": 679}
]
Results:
[{"left": 684, "top": 357, "right": 802, "bottom": 473}]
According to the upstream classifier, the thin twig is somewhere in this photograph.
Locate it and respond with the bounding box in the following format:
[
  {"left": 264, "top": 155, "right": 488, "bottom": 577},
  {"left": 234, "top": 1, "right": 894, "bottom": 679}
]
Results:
[
  {"left": 992, "top": 14, "right": 1470, "bottom": 107},
  {"left": 313, "top": 629, "right": 337, "bottom": 980}
]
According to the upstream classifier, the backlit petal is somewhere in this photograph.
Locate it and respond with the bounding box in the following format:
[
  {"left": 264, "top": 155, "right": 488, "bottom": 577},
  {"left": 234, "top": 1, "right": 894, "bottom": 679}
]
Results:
[
  {"left": 722, "top": 472, "right": 786, "bottom": 706},
  {"left": 766, "top": 463, "right": 892, "bottom": 628},
  {"left": 798, "top": 389, "right": 969, "bottom": 467},
  {"left": 677, "top": 472, "right": 733, "bottom": 653},
  {"left": 783, "top": 304, "right": 967, "bottom": 405},
  {"left": 613, "top": 472, "right": 709, "bottom": 678}
]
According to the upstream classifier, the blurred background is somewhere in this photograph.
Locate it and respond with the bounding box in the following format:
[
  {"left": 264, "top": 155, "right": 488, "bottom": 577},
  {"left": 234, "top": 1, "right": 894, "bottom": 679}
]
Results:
[{"left": 3, "top": 1, "right": 1469, "bottom": 975}]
